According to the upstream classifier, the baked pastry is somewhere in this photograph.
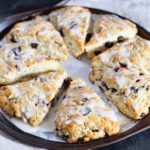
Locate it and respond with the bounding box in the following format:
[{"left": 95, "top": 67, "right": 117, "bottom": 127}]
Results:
[
  {"left": 49, "top": 6, "right": 91, "bottom": 58},
  {"left": 6, "top": 16, "right": 68, "bottom": 61},
  {"left": 85, "top": 14, "right": 137, "bottom": 59},
  {"left": 55, "top": 78, "right": 120, "bottom": 143},
  {"left": 0, "top": 43, "right": 62, "bottom": 85},
  {"left": 89, "top": 36, "right": 150, "bottom": 119},
  {"left": 0, "top": 70, "right": 70, "bottom": 126}
]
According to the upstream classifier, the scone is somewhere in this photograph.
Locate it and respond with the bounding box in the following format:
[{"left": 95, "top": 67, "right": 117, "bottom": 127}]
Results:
[
  {"left": 0, "top": 43, "right": 63, "bottom": 85},
  {"left": 0, "top": 70, "right": 70, "bottom": 127},
  {"left": 49, "top": 6, "right": 91, "bottom": 58},
  {"left": 85, "top": 14, "right": 137, "bottom": 59},
  {"left": 6, "top": 16, "right": 68, "bottom": 61},
  {"left": 55, "top": 78, "right": 120, "bottom": 143},
  {"left": 89, "top": 36, "right": 150, "bottom": 119}
]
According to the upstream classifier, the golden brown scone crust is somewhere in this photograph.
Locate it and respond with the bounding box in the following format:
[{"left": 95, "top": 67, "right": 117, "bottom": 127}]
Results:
[
  {"left": 0, "top": 70, "right": 70, "bottom": 126},
  {"left": 49, "top": 6, "right": 91, "bottom": 58},
  {"left": 90, "top": 36, "right": 150, "bottom": 119},
  {"left": 55, "top": 78, "right": 120, "bottom": 143}
]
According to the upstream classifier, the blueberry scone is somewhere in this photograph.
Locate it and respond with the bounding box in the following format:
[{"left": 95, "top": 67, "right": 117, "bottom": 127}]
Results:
[
  {"left": 0, "top": 43, "right": 63, "bottom": 85},
  {"left": 0, "top": 70, "right": 70, "bottom": 126},
  {"left": 55, "top": 78, "right": 120, "bottom": 143},
  {"left": 6, "top": 16, "right": 68, "bottom": 61},
  {"left": 49, "top": 6, "right": 91, "bottom": 58},
  {"left": 85, "top": 14, "right": 137, "bottom": 59},
  {"left": 89, "top": 37, "right": 150, "bottom": 119}
]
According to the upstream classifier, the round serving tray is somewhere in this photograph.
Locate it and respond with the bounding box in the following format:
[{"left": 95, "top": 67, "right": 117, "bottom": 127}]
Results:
[{"left": 0, "top": 6, "right": 149, "bottom": 150}]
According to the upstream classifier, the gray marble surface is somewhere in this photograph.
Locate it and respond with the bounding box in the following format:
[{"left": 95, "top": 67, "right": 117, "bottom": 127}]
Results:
[{"left": 0, "top": 0, "right": 150, "bottom": 150}]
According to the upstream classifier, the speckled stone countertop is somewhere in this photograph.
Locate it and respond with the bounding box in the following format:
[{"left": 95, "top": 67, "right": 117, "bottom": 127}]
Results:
[{"left": 0, "top": 0, "right": 150, "bottom": 150}]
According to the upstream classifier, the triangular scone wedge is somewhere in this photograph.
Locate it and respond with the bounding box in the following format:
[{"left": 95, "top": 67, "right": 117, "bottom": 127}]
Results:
[
  {"left": 0, "top": 43, "right": 62, "bottom": 85},
  {"left": 85, "top": 14, "right": 137, "bottom": 59},
  {"left": 55, "top": 78, "right": 120, "bottom": 143},
  {"left": 0, "top": 70, "right": 71, "bottom": 127},
  {"left": 6, "top": 16, "right": 68, "bottom": 61},
  {"left": 89, "top": 36, "right": 150, "bottom": 119},
  {"left": 49, "top": 6, "right": 91, "bottom": 58}
]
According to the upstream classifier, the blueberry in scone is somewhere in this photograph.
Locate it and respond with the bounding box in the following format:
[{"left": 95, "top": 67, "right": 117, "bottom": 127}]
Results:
[
  {"left": 0, "top": 70, "right": 71, "bottom": 126},
  {"left": 49, "top": 6, "right": 91, "bottom": 58},
  {"left": 55, "top": 78, "right": 120, "bottom": 143},
  {"left": 6, "top": 16, "right": 68, "bottom": 61},
  {"left": 89, "top": 36, "right": 150, "bottom": 119},
  {"left": 85, "top": 14, "right": 137, "bottom": 59}
]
